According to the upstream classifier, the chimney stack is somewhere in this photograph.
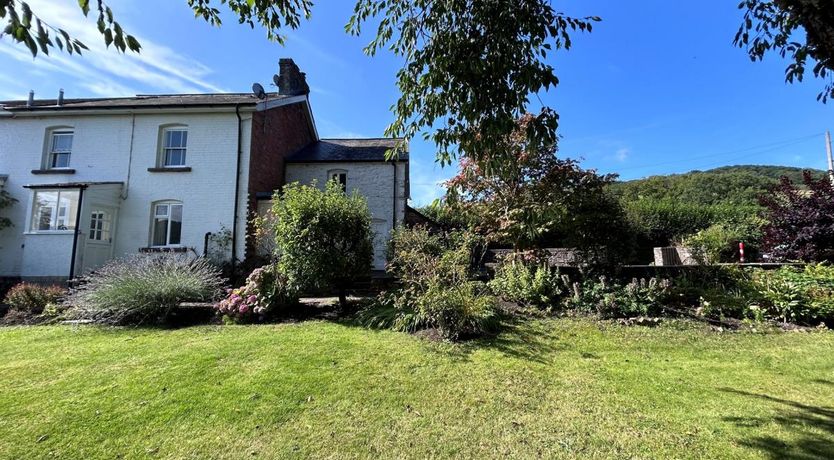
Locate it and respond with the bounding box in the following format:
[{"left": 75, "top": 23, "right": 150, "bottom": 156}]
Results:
[
  {"left": 57, "top": 88, "right": 64, "bottom": 106},
  {"left": 27, "top": 90, "right": 34, "bottom": 107},
  {"left": 276, "top": 58, "right": 309, "bottom": 96}
]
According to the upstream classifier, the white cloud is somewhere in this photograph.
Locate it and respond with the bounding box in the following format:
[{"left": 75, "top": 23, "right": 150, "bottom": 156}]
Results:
[
  {"left": 615, "top": 147, "right": 630, "bottom": 162},
  {"left": 408, "top": 160, "right": 456, "bottom": 207},
  {"left": 3, "top": 0, "right": 225, "bottom": 97}
]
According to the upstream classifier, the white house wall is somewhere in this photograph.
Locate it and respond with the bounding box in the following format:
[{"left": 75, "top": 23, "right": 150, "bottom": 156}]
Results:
[
  {"left": 0, "top": 111, "right": 254, "bottom": 278},
  {"left": 284, "top": 161, "right": 408, "bottom": 270}
]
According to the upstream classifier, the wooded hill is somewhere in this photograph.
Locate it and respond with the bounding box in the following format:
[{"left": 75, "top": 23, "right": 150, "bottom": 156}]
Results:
[{"left": 609, "top": 165, "right": 826, "bottom": 207}]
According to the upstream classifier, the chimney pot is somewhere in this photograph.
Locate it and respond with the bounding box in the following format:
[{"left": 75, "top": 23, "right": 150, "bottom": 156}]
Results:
[
  {"left": 57, "top": 88, "right": 64, "bottom": 106},
  {"left": 27, "top": 90, "right": 34, "bottom": 107},
  {"left": 276, "top": 58, "right": 310, "bottom": 96}
]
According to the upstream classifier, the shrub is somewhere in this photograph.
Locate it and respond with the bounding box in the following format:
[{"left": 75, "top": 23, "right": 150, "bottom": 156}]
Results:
[
  {"left": 4, "top": 283, "right": 65, "bottom": 314},
  {"left": 365, "top": 226, "right": 499, "bottom": 340},
  {"left": 65, "top": 255, "right": 225, "bottom": 325},
  {"left": 683, "top": 217, "right": 765, "bottom": 264},
  {"left": 488, "top": 256, "right": 563, "bottom": 309},
  {"left": 267, "top": 180, "right": 374, "bottom": 308},
  {"left": 749, "top": 264, "right": 834, "bottom": 325},
  {"left": 566, "top": 276, "right": 671, "bottom": 318},
  {"left": 669, "top": 267, "right": 758, "bottom": 320},
  {"left": 215, "top": 264, "right": 297, "bottom": 322},
  {"left": 413, "top": 281, "right": 499, "bottom": 340}
]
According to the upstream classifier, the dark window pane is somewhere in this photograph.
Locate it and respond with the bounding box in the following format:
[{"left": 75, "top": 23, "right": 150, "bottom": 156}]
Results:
[
  {"left": 153, "top": 218, "right": 168, "bottom": 246},
  {"left": 169, "top": 205, "right": 182, "bottom": 244},
  {"left": 52, "top": 152, "right": 71, "bottom": 168}
]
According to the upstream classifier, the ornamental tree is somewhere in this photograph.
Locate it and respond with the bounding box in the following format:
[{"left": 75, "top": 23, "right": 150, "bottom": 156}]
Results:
[
  {"left": 268, "top": 180, "right": 373, "bottom": 309},
  {"left": 445, "top": 113, "right": 621, "bottom": 255},
  {"left": 759, "top": 171, "right": 834, "bottom": 262}
]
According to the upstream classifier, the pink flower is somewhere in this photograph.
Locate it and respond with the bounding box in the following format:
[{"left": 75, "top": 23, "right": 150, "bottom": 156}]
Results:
[
  {"left": 247, "top": 295, "right": 258, "bottom": 304},
  {"left": 239, "top": 304, "right": 249, "bottom": 314}
]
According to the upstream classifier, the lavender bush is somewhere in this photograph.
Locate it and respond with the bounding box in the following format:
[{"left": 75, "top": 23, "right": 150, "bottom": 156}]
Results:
[{"left": 65, "top": 254, "right": 224, "bottom": 325}]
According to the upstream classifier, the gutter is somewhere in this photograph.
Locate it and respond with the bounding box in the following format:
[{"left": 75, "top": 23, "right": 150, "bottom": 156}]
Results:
[
  {"left": 4, "top": 105, "right": 258, "bottom": 117},
  {"left": 68, "top": 185, "right": 87, "bottom": 279},
  {"left": 231, "top": 103, "right": 243, "bottom": 277}
]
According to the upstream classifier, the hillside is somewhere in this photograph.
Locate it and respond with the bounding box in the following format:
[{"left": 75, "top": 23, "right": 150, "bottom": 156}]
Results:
[{"left": 609, "top": 165, "right": 826, "bottom": 207}]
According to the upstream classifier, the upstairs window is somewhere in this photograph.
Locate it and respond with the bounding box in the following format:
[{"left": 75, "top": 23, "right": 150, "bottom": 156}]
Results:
[
  {"left": 161, "top": 127, "right": 188, "bottom": 167},
  {"left": 329, "top": 170, "right": 347, "bottom": 192},
  {"left": 30, "top": 189, "right": 79, "bottom": 232},
  {"left": 151, "top": 201, "right": 183, "bottom": 246},
  {"left": 49, "top": 130, "right": 73, "bottom": 168}
]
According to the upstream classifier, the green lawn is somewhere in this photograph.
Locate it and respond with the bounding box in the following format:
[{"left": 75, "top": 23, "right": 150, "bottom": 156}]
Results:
[{"left": 1, "top": 318, "right": 832, "bottom": 459}]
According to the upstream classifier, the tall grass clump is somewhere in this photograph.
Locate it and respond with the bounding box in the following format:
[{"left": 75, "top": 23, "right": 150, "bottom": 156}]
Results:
[{"left": 66, "top": 255, "right": 224, "bottom": 325}]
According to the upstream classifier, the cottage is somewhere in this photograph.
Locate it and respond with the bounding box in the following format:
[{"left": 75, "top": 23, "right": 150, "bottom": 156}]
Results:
[{"left": 0, "top": 59, "right": 409, "bottom": 282}]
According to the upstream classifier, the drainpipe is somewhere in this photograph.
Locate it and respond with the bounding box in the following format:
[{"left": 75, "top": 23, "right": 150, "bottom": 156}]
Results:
[
  {"left": 68, "top": 186, "right": 86, "bottom": 279},
  {"left": 231, "top": 104, "right": 243, "bottom": 277},
  {"left": 391, "top": 161, "right": 398, "bottom": 230},
  {"left": 121, "top": 113, "right": 136, "bottom": 200},
  {"left": 204, "top": 232, "right": 212, "bottom": 259}
]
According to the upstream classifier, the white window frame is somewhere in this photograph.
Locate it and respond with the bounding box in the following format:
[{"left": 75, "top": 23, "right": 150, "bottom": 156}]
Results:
[
  {"left": 88, "top": 209, "right": 112, "bottom": 242},
  {"left": 47, "top": 129, "right": 73, "bottom": 169},
  {"left": 29, "top": 189, "right": 79, "bottom": 233},
  {"left": 151, "top": 201, "right": 183, "bottom": 247},
  {"left": 328, "top": 169, "right": 348, "bottom": 192},
  {"left": 160, "top": 126, "right": 188, "bottom": 167}
]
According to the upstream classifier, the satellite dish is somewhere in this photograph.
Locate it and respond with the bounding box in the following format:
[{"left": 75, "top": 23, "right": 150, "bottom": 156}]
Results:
[
  {"left": 272, "top": 74, "right": 281, "bottom": 89},
  {"left": 251, "top": 82, "right": 266, "bottom": 100}
]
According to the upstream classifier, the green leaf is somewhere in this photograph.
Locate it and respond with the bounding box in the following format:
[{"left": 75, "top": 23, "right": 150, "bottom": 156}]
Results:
[{"left": 78, "top": 0, "right": 90, "bottom": 16}]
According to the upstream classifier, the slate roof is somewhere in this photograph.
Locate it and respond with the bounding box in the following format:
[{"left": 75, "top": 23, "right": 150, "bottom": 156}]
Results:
[
  {"left": 286, "top": 138, "right": 409, "bottom": 163},
  {"left": 0, "top": 93, "right": 287, "bottom": 111}
]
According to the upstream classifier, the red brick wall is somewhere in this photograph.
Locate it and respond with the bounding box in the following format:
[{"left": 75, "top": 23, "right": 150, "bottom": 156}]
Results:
[{"left": 246, "top": 101, "right": 316, "bottom": 257}]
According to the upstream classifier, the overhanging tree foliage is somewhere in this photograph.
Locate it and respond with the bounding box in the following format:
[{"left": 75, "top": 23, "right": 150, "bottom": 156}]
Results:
[
  {"left": 735, "top": 0, "right": 834, "bottom": 102},
  {"left": 1, "top": 0, "right": 596, "bottom": 167},
  {"left": 347, "top": 0, "right": 598, "bottom": 165}
]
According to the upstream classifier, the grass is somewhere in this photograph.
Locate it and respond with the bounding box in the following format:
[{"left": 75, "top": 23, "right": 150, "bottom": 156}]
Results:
[{"left": 0, "top": 318, "right": 832, "bottom": 459}]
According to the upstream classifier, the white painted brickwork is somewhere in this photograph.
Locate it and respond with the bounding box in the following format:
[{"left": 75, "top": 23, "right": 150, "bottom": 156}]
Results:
[{"left": 0, "top": 111, "right": 252, "bottom": 277}]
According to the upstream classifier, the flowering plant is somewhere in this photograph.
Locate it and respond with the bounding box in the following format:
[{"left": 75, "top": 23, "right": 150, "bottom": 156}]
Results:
[{"left": 215, "top": 264, "right": 296, "bottom": 322}]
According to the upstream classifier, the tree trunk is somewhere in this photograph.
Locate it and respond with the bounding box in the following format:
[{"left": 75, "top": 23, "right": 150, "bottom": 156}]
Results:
[{"left": 338, "top": 287, "right": 348, "bottom": 311}]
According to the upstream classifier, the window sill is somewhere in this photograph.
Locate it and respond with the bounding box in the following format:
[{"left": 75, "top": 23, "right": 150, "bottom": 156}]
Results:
[
  {"left": 139, "top": 246, "right": 188, "bottom": 253},
  {"left": 31, "top": 168, "right": 76, "bottom": 175},
  {"left": 24, "top": 230, "right": 75, "bottom": 235},
  {"left": 147, "top": 167, "right": 191, "bottom": 173}
]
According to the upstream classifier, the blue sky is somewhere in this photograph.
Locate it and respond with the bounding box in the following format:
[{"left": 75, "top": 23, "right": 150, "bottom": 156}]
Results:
[{"left": 0, "top": 0, "right": 831, "bottom": 205}]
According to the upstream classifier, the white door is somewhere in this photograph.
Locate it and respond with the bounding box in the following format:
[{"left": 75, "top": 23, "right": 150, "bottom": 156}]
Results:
[{"left": 82, "top": 207, "right": 116, "bottom": 273}]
